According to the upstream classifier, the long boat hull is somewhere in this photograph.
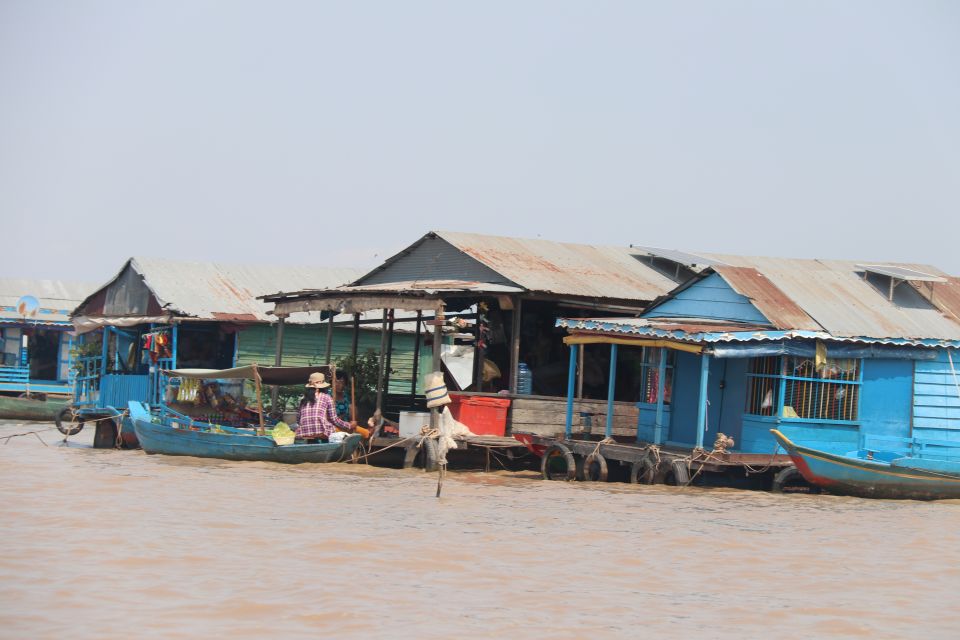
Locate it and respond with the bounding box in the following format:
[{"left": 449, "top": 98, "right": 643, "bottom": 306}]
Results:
[
  {"left": 0, "top": 394, "right": 69, "bottom": 421},
  {"left": 771, "top": 429, "right": 960, "bottom": 500},
  {"left": 132, "top": 418, "right": 362, "bottom": 464}
]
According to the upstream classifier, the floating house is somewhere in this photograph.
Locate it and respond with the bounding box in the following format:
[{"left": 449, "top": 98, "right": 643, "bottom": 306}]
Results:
[
  {"left": 263, "top": 231, "right": 692, "bottom": 431},
  {"left": 69, "top": 258, "right": 421, "bottom": 444},
  {"left": 0, "top": 278, "right": 95, "bottom": 398},
  {"left": 556, "top": 256, "right": 960, "bottom": 457}
]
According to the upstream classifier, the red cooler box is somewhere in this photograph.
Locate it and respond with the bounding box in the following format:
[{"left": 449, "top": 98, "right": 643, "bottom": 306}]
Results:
[{"left": 448, "top": 393, "right": 511, "bottom": 436}]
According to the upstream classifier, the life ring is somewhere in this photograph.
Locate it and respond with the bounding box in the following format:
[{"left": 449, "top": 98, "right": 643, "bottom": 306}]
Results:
[
  {"left": 541, "top": 443, "right": 576, "bottom": 481},
  {"left": 55, "top": 407, "right": 83, "bottom": 436},
  {"left": 581, "top": 452, "right": 609, "bottom": 482},
  {"left": 629, "top": 457, "right": 656, "bottom": 484}
]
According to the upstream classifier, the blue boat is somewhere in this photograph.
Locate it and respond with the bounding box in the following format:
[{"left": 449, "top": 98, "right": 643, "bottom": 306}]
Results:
[
  {"left": 130, "top": 401, "right": 362, "bottom": 464},
  {"left": 770, "top": 429, "right": 960, "bottom": 500}
]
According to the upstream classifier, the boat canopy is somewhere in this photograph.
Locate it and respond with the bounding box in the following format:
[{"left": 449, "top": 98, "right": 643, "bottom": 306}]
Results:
[{"left": 163, "top": 364, "right": 333, "bottom": 386}]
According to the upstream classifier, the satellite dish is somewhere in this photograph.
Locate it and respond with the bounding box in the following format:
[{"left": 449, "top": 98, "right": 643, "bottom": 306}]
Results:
[{"left": 16, "top": 295, "right": 40, "bottom": 319}]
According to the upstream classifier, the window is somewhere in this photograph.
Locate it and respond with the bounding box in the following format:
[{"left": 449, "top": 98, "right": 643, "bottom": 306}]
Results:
[
  {"left": 745, "top": 356, "right": 781, "bottom": 416},
  {"left": 638, "top": 347, "right": 674, "bottom": 405},
  {"left": 745, "top": 355, "right": 861, "bottom": 422}
]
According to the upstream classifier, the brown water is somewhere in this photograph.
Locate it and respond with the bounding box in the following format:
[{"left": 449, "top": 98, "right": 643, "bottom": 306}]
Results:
[{"left": 2, "top": 421, "right": 959, "bottom": 639}]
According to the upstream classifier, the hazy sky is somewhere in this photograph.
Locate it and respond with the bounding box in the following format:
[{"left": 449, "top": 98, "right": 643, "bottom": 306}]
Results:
[{"left": 2, "top": 0, "right": 958, "bottom": 286}]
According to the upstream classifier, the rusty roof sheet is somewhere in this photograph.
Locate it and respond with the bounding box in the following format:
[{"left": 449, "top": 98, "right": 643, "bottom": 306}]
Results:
[
  {"left": 712, "top": 266, "right": 821, "bottom": 331},
  {"left": 925, "top": 276, "right": 960, "bottom": 326},
  {"left": 77, "top": 259, "right": 363, "bottom": 325},
  {"left": 706, "top": 255, "right": 960, "bottom": 341},
  {"left": 436, "top": 231, "right": 678, "bottom": 302},
  {"left": 0, "top": 278, "right": 97, "bottom": 323}
]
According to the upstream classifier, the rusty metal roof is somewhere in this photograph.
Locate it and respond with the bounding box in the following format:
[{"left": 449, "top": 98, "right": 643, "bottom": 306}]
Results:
[
  {"left": 79, "top": 258, "right": 363, "bottom": 324},
  {"left": 712, "top": 266, "right": 821, "bottom": 331},
  {"left": 0, "top": 278, "right": 97, "bottom": 324},
  {"left": 433, "top": 231, "right": 679, "bottom": 302},
  {"left": 705, "top": 255, "right": 960, "bottom": 341}
]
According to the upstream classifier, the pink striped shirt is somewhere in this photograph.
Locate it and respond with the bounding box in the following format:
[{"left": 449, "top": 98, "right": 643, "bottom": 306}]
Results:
[{"left": 295, "top": 393, "right": 352, "bottom": 440}]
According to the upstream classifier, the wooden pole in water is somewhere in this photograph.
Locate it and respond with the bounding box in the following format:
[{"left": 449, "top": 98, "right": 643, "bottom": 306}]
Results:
[
  {"left": 433, "top": 306, "right": 445, "bottom": 498},
  {"left": 254, "top": 364, "right": 265, "bottom": 435}
]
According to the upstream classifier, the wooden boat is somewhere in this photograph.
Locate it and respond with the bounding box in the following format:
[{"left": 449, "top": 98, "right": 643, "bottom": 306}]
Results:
[
  {"left": 130, "top": 402, "right": 362, "bottom": 464},
  {"left": 770, "top": 429, "right": 960, "bottom": 500},
  {"left": 0, "top": 394, "right": 70, "bottom": 421}
]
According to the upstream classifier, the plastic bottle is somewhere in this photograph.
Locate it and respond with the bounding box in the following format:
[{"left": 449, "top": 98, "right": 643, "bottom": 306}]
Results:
[{"left": 517, "top": 362, "right": 533, "bottom": 395}]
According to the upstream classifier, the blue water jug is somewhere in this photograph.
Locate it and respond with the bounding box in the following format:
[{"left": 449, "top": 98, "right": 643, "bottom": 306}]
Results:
[{"left": 517, "top": 362, "right": 533, "bottom": 395}]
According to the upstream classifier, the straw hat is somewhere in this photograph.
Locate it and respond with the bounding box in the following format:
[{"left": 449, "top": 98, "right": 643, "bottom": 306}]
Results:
[{"left": 305, "top": 372, "right": 331, "bottom": 389}]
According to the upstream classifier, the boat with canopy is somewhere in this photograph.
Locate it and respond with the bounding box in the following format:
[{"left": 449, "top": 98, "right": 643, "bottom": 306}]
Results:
[{"left": 130, "top": 364, "right": 362, "bottom": 463}]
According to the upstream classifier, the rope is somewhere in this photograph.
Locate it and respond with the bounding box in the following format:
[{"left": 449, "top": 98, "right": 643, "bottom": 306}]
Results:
[
  {"left": 2, "top": 428, "right": 51, "bottom": 446},
  {"left": 587, "top": 436, "right": 616, "bottom": 459}
]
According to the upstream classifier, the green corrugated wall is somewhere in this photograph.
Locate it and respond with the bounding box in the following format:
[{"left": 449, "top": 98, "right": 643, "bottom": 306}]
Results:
[{"left": 235, "top": 324, "right": 424, "bottom": 394}]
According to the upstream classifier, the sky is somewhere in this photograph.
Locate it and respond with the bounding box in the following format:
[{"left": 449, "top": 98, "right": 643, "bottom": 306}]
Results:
[{"left": 1, "top": 0, "right": 958, "bottom": 288}]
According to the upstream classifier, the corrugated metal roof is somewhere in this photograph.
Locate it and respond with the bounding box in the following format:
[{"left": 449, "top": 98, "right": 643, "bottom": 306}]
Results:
[
  {"left": 0, "top": 278, "right": 97, "bottom": 323},
  {"left": 433, "top": 231, "right": 679, "bottom": 302},
  {"left": 712, "top": 266, "right": 821, "bottom": 331},
  {"left": 82, "top": 259, "right": 363, "bottom": 324},
  {"left": 704, "top": 255, "right": 960, "bottom": 341},
  {"left": 556, "top": 317, "right": 960, "bottom": 349}
]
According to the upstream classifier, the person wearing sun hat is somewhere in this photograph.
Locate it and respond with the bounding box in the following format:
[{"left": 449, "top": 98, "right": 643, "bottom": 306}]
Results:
[{"left": 294, "top": 372, "right": 360, "bottom": 442}]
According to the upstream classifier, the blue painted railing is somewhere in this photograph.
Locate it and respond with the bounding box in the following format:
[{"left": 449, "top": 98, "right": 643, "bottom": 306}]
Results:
[
  {"left": 861, "top": 434, "right": 960, "bottom": 461},
  {"left": 0, "top": 365, "right": 72, "bottom": 394},
  {"left": 100, "top": 374, "right": 152, "bottom": 410}
]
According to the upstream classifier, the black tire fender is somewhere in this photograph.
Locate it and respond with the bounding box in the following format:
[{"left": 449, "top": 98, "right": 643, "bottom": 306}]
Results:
[
  {"left": 422, "top": 437, "right": 439, "bottom": 472},
  {"left": 55, "top": 407, "right": 83, "bottom": 436},
  {"left": 541, "top": 443, "right": 576, "bottom": 481},
  {"left": 629, "top": 457, "right": 656, "bottom": 484},
  {"left": 771, "top": 466, "right": 819, "bottom": 493},
  {"left": 581, "top": 452, "right": 609, "bottom": 482},
  {"left": 659, "top": 459, "right": 691, "bottom": 486}
]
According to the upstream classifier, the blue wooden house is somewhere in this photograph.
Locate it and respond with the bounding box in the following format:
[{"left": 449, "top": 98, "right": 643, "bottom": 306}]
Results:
[
  {"left": 0, "top": 279, "right": 95, "bottom": 398},
  {"left": 556, "top": 256, "right": 960, "bottom": 457}
]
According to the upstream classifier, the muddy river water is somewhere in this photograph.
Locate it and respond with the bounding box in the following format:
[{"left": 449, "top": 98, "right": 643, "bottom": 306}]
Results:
[{"left": 1, "top": 420, "right": 959, "bottom": 639}]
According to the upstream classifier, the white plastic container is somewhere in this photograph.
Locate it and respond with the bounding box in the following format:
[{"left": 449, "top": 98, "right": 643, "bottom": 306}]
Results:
[{"left": 399, "top": 411, "right": 431, "bottom": 437}]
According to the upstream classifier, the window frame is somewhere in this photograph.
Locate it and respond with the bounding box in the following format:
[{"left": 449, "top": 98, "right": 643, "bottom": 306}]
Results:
[
  {"left": 744, "top": 354, "right": 863, "bottom": 424},
  {"left": 636, "top": 346, "right": 675, "bottom": 406}
]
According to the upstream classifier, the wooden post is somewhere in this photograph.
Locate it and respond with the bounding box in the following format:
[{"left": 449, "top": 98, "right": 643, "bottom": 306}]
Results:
[
  {"left": 430, "top": 308, "right": 444, "bottom": 431},
  {"left": 696, "top": 353, "right": 710, "bottom": 449},
  {"left": 565, "top": 343, "right": 577, "bottom": 439},
  {"left": 473, "top": 304, "right": 484, "bottom": 391},
  {"left": 577, "top": 343, "right": 584, "bottom": 399},
  {"left": 383, "top": 309, "right": 395, "bottom": 400},
  {"left": 653, "top": 347, "right": 667, "bottom": 444},
  {"left": 375, "top": 310, "right": 388, "bottom": 416},
  {"left": 253, "top": 364, "right": 265, "bottom": 435},
  {"left": 606, "top": 343, "right": 618, "bottom": 438},
  {"left": 271, "top": 316, "right": 285, "bottom": 411},
  {"left": 410, "top": 310, "right": 422, "bottom": 401},
  {"left": 509, "top": 297, "right": 522, "bottom": 394},
  {"left": 325, "top": 313, "right": 334, "bottom": 365},
  {"left": 351, "top": 313, "right": 360, "bottom": 361}
]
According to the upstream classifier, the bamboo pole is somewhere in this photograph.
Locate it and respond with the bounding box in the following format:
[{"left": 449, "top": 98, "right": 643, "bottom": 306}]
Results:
[{"left": 253, "top": 364, "right": 265, "bottom": 435}]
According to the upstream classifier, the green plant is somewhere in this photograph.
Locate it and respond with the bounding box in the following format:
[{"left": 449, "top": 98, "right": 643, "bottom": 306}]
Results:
[
  {"left": 336, "top": 349, "right": 393, "bottom": 417},
  {"left": 70, "top": 339, "right": 103, "bottom": 374}
]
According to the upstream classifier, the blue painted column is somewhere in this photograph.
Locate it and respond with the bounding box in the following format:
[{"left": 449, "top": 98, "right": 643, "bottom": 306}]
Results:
[
  {"left": 171, "top": 324, "right": 179, "bottom": 369},
  {"left": 606, "top": 343, "right": 618, "bottom": 438},
  {"left": 695, "top": 352, "right": 710, "bottom": 449},
  {"left": 653, "top": 347, "right": 667, "bottom": 444},
  {"left": 565, "top": 343, "right": 578, "bottom": 439}
]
